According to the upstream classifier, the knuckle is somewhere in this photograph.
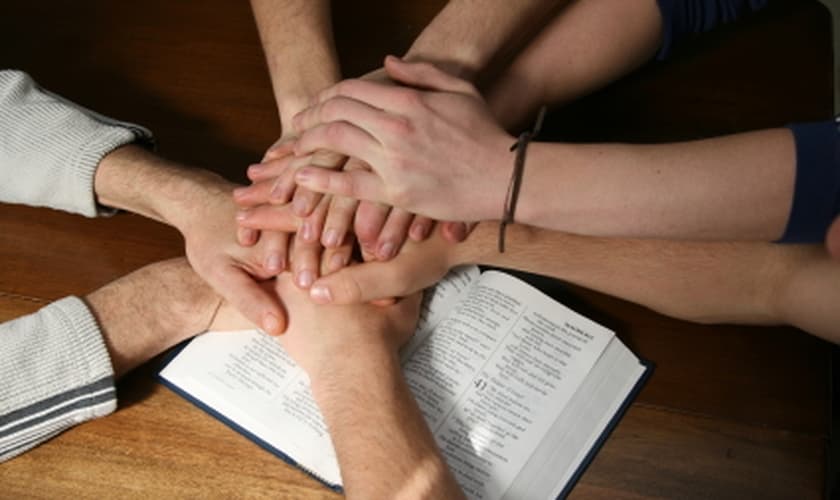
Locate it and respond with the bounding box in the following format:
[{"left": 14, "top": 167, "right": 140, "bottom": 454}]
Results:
[{"left": 324, "top": 122, "right": 346, "bottom": 143}]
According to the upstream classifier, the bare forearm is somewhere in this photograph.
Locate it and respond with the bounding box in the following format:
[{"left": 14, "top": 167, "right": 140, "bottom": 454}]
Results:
[
  {"left": 404, "top": 0, "right": 566, "bottom": 81},
  {"left": 487, "top": 0, "right": 663, "bottom": 128},
  {"left": 311, "top": 347, "right": 464, "bottom": 499},
  {"left": 516, "top": 128, "right": 796, "bottom": 240},
  {"left": 459, "top": 223, "right": 797, "bottom": 327},
  {"left": 251, "top": 0, "right": 340, "bottom": 128},
  {"left": 93, "top": 145, "right": 234, "bottom": 233},
  {"left": 85, "top": 259, "right": 220, "bottom": 378}
]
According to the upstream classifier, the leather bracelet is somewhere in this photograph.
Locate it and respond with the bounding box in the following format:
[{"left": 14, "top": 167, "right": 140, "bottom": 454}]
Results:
[{"left": 499, "top": 106, "right": 546, "bottom": 253}]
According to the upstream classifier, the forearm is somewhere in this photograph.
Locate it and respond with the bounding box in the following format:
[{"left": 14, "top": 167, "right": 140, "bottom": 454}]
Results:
[
  {"left": 457, "top": 222, "right": 794, "bottom": 327},
  {"left": 514, "top": 128, "right": 796, "bottom": 240},
  {"left": 404, "top": 0, "right": 565, "bottom": 81},
  {"left": 486, "top": 0, "right": 663, "bottom": 128},
  {"left": 85, "top": 258, "right": 221, "bottom": 378},
  {"left": 310, "top": 346, "right": 464, "bottom": 499},
  {"left": 93, "top": 144, "right": 235, "bottom": 233},
  {"left": 250, "top": 0, "right": 340, "bottom": 129}
]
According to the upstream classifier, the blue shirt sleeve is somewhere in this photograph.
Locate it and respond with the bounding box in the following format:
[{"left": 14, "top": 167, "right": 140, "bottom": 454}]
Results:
[
  {"left": 779, "top": 119, "right": 840, "bottom": 243},
  {"left": 656, "top": 0, "right": 770, "bottom": 60}
]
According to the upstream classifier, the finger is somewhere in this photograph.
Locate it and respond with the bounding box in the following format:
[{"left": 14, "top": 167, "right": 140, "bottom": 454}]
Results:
[
  {"left": 355, "top": 200, "right": 390, "bottom": 259},
  {"left": 290, "top": 233, "right": 322, "bottom": 290},
  {"left": 375, "top": 207, "right": 413, "bottom": 261},
  {"left": 259, "top": 230, "right": 290, "bottom": 275},
  {"left": 295, "top": 166, "right": 385, "bottom": 204},
  {"left": 214, "top": 266, "right": 287, "bottom": 335},
  {"left": 290, "top": 187, "right": 324, "bottom": 218},
  {"left": 247, "top": 155, "right": 296, "bottom": 182},
  {"left": 308, "top": 255, "right": 436, "bottom": 305},
  {"left": 237, "top": 227, "right": 259, "bottom": 247},
  {"left": 298, "top": 195, "right": 330, "bottom": 244},
  {"left": 320, "top": 232, "right": 355, "bottom": 275},
  {"left": 262, "top": 135, "right": 297, "bottom": 162},
  {"left": 383, "top": 55, "right": 479, "bottom": 95},
  {"left": 236, "top": 203, "right": 300, "bottom": 232},
  {"left": 322, "top": 194, "right": 359, "bottom": 248},
  {"left": 308, "top": 78, "right": 426, "bottom": 113},
  {"left": 441, "top": 221, "right": 476, "bottom": 243},
  {"left": 294, "top": 121, "right": 380, "bottom": 165},
  {"left": 233, "top": 179, "right": 275, "bottom": 207},
  {"left": 409, "top": 215, "right": 434, "bottom": 242},
  {"left": 292, "top": 96, "right": 390, "bottom": 137}
]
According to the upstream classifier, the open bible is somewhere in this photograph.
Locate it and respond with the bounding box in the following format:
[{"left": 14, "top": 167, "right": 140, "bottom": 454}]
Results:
[{"left": 159, "top": 266, "right": 651, "bottom": 499}]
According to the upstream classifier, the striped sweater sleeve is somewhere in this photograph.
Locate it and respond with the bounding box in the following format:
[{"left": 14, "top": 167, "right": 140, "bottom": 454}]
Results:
[
  {"left": 0, "top": 70, "right": 152, "bottom": 216},
  {"left": 0, "top": 297, "right": 116, "bottom": 463}
]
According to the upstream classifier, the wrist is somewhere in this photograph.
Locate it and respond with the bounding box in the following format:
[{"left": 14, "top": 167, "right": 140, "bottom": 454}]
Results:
[
  {"left": 157, "top": 167, "right": 235, "bottom": 234},
  {"left": 309, "top": 341, "right": 399, "bottom": 397},
  {"left": 480, "top": 133, "right": 519, "bottom": 222}
]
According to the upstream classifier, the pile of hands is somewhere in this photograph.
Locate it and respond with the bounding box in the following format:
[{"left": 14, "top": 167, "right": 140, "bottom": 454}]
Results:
[{"left": 183, "top": 57, "right": 514, "bottom": 337}]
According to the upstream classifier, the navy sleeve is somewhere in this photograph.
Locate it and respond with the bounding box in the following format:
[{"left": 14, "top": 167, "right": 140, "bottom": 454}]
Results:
[
  {"left": 656, "top": 0, "right": 770, "bottom": 60},
  {"left": 779, "top": 119, "right": 840, "bottom": 243}
]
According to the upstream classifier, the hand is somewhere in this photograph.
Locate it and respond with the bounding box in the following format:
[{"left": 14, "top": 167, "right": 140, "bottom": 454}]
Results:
[
  {"left": 273, "top": 272, "right": 421, "bottom": 378},
  {"left": 307, "top": 225, "right": 465, "bottom": 305},
  {"left": 166, "top": 171, "right": 290, "bottom": 335},
  {"left": 292, "top": 56, "right": 515, "bottom": 223}
]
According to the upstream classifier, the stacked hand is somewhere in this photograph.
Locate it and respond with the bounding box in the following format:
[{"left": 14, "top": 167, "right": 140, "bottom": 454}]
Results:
[{"left": 229, "top": 61, "right": 480, "bottom": 317}]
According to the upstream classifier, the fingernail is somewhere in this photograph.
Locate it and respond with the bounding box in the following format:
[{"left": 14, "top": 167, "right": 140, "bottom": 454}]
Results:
[
  {"left": 247, "top": 163, "right": 264, "bottom": 175},
  {"left": 410, "top": 223, "right": 428, "bottom": 241},
  {"left": 265, "top": 254, "right": 283, "bottom": 273},
  {"left": 292, "top": 196, "right": 308, "bottom": 216},
  {"left": 377, "top": 241, "right": 395, "bottom": 260},
  {"left": 236, "top": 210, "right": 250, "bottom": 221},
  {"left": 301, "top": 222, "right": 314, "bottom": 241},
  {"left": 269, "top": 181, "right": 285, "bottom": 200},
  {"left": 262, "top": 313, "right": 280, "bottom": 336},
  {"left": 323, "top": 228, "right": 339, "bottom": 247},
  {"left": 297, "top": 270, "right": 314, "bottom": 288},
  {"left": 233, "top": 187, "right": 247, "bottom": 199},
  {"left": 310, "top": 285, "right": 333, "bottom": 304},
  {"left": 295, "top": 168, "right": 311, "bottom": 183},
  {"left": 328, "top": 253, "right": 346, "bottom": 272}
]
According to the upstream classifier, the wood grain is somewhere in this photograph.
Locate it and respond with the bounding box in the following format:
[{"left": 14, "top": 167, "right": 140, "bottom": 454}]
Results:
[{"left": 0, "top": 0, "right": 833, "bottom": 498}]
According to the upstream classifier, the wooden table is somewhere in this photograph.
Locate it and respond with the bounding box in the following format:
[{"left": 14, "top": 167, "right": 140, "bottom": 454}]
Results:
[{"left": 0, "top": 1, "right": 834, "bottom": 498}]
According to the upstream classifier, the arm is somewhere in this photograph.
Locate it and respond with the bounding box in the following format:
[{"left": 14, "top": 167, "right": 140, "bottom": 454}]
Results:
[
  {"left": 0, "top": 258, "right": 221, "bottom": 463},
  {"left": 292, "top": 58, "right": 839, "bottom": 243},
  {"left": 303, "top": 223, "right": 840, "bottom": 342},
  {"left": 93, "top": 145, "right": 289, "bottom": 335},
  {"left": 270, "top": 277, "right": 465, "bottom": 499},
  {"left": 250, "top": 0, "right": 340, "bottom": 132},
  {"left": 0, "top": 70, "right": 289, "bottom": 334},
  {"left": 486, "top": 0, "right": 769, "bottom": 128},
  {"left": 402, "top": 0, "right": 566, "bottom": 81}
]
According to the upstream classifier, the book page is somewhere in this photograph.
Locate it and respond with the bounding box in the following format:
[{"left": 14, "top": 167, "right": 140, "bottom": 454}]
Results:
[
  {"left": 159, "top": 266, "right": 481, "bottom": 488},
  {"left": 402, "top": 271, "right": 615, "bottom": 500},
  {"left": 403, "top": 265, "right": 481, "bottom": 359},
  {"left": 159, "top": 330, "right": 342, "bottom": 486}
]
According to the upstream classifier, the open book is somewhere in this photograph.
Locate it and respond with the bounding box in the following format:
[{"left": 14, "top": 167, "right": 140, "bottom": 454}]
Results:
[{"left": 159, "top": 266, "right": 651, "bottom": 499}]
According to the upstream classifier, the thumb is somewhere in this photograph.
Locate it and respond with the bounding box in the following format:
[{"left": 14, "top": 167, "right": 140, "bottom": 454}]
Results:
[
  {"left": 308, "top": 260, "right": 414, "bottom": 305},
  {"left": 218, "top": 267, "right": 288, "bottom": 335},
  {"left": 383, "top": 55, "right": 477, "bottom": 96}
]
